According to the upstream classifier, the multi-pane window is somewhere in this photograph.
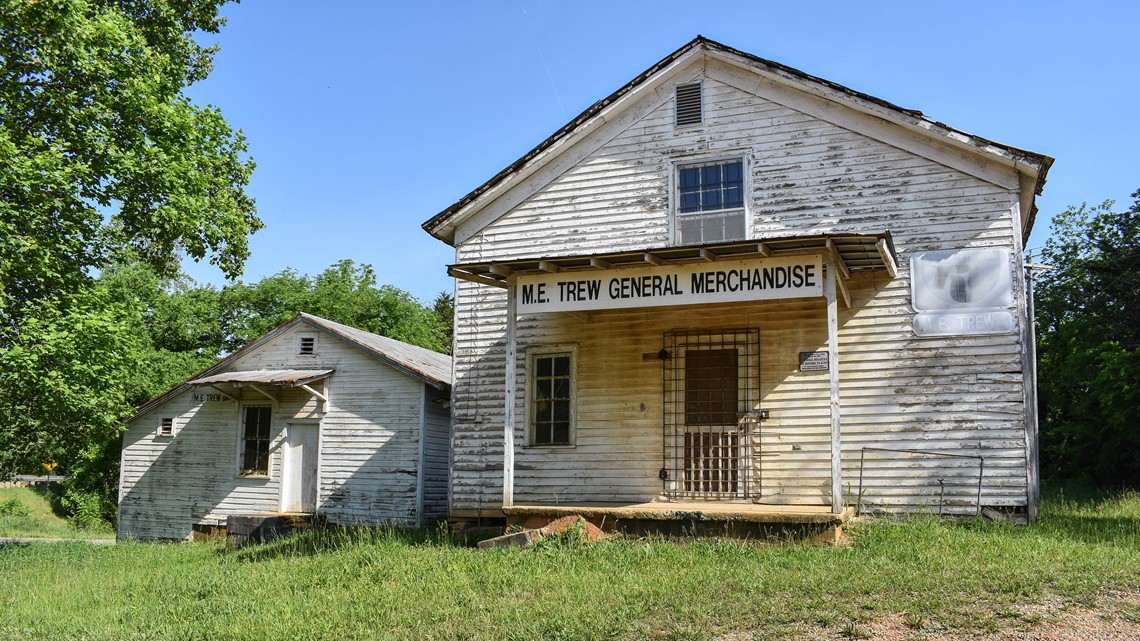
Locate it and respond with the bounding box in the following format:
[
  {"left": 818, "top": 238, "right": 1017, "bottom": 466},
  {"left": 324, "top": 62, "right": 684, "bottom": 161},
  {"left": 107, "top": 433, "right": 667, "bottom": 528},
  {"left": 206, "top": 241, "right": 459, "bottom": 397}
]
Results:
[
  {"left": 531, "top": 353, "right": 573, "bottom": 445},
  {"left": 676, "top": 159, "right": 746, "bottom": 245},
  {"left": 241, "top": 405, "right": 272, "bottom": 476}
]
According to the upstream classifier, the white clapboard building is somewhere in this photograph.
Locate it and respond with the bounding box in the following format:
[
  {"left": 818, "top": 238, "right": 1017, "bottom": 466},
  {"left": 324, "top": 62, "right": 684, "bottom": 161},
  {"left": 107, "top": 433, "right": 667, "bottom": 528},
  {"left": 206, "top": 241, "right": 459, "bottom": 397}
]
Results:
[
  {"left": 424, "top": 37, "right": 1052, "bottom": 530},
  {"left": 117, "top": 313, "right": 451, "bottom": 540}
]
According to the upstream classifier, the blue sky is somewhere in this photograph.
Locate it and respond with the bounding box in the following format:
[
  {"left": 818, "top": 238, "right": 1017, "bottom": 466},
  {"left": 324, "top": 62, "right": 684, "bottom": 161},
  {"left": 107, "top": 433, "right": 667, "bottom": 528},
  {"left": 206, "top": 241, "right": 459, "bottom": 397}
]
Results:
[{"left": 182, "top": 1, "right": 1140, "bottom": 303}]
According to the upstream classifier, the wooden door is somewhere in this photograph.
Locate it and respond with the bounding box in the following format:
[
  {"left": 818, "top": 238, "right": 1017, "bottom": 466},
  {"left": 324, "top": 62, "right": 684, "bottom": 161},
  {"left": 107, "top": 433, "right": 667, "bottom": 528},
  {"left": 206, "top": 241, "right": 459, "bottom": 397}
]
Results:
[{"left": 281, "top": 423, "right": 319, "bottom": 513}]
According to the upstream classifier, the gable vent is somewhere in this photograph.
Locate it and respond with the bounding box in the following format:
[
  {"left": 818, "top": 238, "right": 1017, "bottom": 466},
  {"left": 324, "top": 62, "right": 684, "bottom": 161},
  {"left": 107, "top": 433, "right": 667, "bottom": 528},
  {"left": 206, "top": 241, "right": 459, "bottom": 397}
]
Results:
[
  {"left": 299, "top": 336, "right": 316, "bottom": 355},
  {"left": 675, "top": 82, "right": 703, "bottom": 126}
]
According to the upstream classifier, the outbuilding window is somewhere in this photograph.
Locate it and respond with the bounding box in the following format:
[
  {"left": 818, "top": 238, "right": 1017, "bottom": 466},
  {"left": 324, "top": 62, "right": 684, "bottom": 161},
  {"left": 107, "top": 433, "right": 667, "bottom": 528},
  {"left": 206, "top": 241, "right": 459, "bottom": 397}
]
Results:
[
  {"left": 528, "top": 348, "right": 576, "bottom": 446},
  {"left": 675, "top": 158, "right": 746, "bottom": 245},
  {"left": 240, "top": 405, "right": 272, "bottom": 476}
]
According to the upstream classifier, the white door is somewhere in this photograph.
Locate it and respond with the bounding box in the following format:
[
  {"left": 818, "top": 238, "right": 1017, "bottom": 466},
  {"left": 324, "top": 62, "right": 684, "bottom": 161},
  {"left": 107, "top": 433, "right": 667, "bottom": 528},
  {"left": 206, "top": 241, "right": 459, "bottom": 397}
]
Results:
[{"left": 280, "top": 423, "right": 319, "bottom": 513}]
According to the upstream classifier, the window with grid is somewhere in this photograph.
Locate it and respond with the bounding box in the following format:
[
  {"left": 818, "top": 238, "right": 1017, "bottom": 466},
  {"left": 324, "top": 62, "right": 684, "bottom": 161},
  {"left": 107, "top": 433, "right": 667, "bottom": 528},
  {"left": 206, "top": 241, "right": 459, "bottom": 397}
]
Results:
[
  {"left": 240, "top": 405, "right": 272, "bottom": 476},
  {"left": 530, "top": 352, "right": 573, "bottom": 446},
  {"left": 676, "top": 159, "right": 745, "bottom": 245}
]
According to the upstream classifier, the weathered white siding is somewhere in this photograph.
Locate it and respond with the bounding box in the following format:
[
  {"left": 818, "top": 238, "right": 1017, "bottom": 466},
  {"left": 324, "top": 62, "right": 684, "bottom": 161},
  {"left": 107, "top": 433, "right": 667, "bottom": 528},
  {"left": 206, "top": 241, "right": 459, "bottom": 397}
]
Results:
[
  {"left": 450, "top": 67, "right": 1028, "bottom": 515},
  {"left": 421, "top": 386, "right": 451, "bottom": 521},
  {"left": 119, "top": 324, "right": 443, "bottom": 540}
]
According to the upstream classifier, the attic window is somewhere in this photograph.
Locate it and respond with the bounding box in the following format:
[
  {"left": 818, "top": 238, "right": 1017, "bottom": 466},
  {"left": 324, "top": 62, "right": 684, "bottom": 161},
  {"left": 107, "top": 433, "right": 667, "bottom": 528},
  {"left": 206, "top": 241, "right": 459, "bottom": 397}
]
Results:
[
  {"left": 299, "top": 336, "right": 317, "bottom": 355},
  {"left": 675, "top": 82, "right": 703, "bottom": 126},
  {"left": 158, "top": 417, "right": 175, "bottom": 437}
]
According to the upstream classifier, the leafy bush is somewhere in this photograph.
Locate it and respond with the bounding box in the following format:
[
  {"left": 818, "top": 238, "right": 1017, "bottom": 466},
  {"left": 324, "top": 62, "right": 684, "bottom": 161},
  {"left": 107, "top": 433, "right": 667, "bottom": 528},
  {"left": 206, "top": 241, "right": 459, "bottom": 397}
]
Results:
[{"left": 0, "top": 496, "right": 30, "bottom": 518}]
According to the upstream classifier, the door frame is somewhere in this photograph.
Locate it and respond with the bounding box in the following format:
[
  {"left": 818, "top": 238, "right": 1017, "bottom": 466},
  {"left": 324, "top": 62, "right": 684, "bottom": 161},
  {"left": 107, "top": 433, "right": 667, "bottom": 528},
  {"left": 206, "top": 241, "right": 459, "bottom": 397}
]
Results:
[
  {"left": 279, "top": 420, "right": 321, "bottom": 513},
  {"left": 662, "top": 328, "right": 760, "bottom": 500}
]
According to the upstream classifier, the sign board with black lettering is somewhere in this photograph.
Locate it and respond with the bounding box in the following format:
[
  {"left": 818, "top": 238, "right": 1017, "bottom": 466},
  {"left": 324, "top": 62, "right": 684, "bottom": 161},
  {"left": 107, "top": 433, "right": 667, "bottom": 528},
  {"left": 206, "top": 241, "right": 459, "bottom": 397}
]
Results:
[
  {"left": 798, "top": 351, "right": 829, "bottom": 371},
  {"left": 515, "top": 254, "right": 824, "bottom": 314}
]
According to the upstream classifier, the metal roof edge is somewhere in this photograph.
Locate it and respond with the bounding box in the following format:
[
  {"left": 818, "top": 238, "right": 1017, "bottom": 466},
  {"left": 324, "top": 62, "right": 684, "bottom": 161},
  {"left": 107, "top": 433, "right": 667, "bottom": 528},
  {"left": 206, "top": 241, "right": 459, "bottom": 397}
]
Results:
[
  {"left": 422, "top": 35, "right": 1051, "bottom": 247},
  {"left": 128, "top": 314, "right": 452, "bottom": 424}
]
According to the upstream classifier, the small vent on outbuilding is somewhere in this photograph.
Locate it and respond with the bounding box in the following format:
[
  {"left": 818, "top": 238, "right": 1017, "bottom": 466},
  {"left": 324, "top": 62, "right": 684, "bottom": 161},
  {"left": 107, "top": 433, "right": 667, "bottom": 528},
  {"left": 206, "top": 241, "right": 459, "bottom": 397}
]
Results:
[
  {"left": 299, "top": 336, "right": 317, "bottom": 355},
  {"left": 675, "top": 82, "right": 703, "bottom": 126},
  {"left": 158, "top": 417, "right": 174, "bottom": 437}
]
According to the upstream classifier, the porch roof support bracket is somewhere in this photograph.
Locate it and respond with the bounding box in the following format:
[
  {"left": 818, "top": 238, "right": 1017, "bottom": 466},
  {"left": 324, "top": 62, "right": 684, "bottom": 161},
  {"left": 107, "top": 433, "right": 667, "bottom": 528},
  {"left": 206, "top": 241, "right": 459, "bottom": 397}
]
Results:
[
  {"left": 299, "top": 381, "right": 329, "bottom": 413},
  {"left": 824, "top": 262, "right": 843, "bottom": 514},
  {"left": 205, "top": 384, "right": 237, "bottom": 403},
  {"left": 503, "top": 277, "right": 518, "bottom": 508},
  {"left": 249, "top": 384, "right": 278, "bottom": 403}
]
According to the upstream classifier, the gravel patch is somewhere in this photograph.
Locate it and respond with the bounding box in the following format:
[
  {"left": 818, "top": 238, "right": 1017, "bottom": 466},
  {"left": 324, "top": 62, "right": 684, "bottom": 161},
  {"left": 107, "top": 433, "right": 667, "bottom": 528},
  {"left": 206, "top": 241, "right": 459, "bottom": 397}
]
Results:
[{"left": 720, "top": 591, "right": 1140, "bottom": 641}]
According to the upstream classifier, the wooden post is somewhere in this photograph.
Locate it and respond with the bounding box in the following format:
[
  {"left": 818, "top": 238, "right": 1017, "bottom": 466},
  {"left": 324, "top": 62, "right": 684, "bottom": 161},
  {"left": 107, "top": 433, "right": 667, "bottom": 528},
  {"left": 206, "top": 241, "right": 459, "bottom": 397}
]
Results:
[
  {"left": 824, "top": 261, "right": 843, "bottom": 514},
  {"left": 503, "top": 280, "right": 517, "bottom": 508},
  {"left": 1023, "top": 262, "right": 1041, "bottom": 523}
]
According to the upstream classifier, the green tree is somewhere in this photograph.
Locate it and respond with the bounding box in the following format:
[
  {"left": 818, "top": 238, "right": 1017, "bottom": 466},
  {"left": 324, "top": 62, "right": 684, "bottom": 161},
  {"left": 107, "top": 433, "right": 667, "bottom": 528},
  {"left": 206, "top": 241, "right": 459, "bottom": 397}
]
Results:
[
  {"left": 432, "top": 291, "right": 454, "bottom": 353},
  {"left": 0, "top": 0, "right": 258, "bottom": 519},
  {"left": 1036, "top": 191, "right": 1140, "bottom": 487},
  {"left": 221, "top": 260, "right": 449, "bottom": 353}
]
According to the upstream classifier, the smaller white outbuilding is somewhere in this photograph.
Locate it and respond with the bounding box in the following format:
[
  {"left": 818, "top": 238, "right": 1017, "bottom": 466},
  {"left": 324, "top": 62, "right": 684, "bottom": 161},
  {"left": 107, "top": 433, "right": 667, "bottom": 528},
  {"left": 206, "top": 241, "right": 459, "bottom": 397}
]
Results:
[{"left": 117, "top": 313, "right": 452, "bottom": 541}]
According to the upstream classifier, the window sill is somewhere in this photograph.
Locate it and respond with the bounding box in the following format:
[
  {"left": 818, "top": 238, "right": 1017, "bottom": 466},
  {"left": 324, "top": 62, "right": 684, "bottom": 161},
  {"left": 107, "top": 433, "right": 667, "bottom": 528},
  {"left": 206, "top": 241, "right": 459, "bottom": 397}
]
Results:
[
  {"left": 237, "top": 474, "right": 271, "bottom": 480},
  {"left": 523, "top": 443, "right": 577, "bottom": 449}
]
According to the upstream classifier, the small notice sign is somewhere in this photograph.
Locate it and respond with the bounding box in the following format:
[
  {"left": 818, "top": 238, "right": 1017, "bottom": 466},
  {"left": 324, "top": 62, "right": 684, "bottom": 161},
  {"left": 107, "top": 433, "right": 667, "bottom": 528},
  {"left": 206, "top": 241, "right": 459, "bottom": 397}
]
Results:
[{"left": 799, "top": 351, "right": 829, "bottom": 371}]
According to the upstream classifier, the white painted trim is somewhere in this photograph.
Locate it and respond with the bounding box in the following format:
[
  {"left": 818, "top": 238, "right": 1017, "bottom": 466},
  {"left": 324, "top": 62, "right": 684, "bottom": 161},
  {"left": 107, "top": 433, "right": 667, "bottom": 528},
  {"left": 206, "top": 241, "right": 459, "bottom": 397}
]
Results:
[
  {"left": 415, "top": 384, "right": 427, "bottom": 528},
  {"left": 669, "top": 152, "right": 752, "bottom": 247},
  {"left": 454, "top": 62, "right": 703, "bottom": 246},
  {"left": 503, "top": 281, "right": 517, "bottom": 508},
  {"left": 278, "top": 420, "right": 320, "bottom": 514},
  {"left": 825, "top": 262, "right": 843, "bottom": 513},
  {"left": 705, "top": 53, "right": 1037, "bottom": 188},
  {"left": 673, "top": 79, "right": 704, "bottom": 128},
  {"left": 523, "top": 343, "right": 580, "bottom": 448},
  {"left": 297, "top": 333, "right": 318, "bottom": 356},
  {"left": 235, "top": 401, "right": 277, "bottom": 479},
  {"left": 703, "top": 59, "right": 1022, "bottom": 192}
]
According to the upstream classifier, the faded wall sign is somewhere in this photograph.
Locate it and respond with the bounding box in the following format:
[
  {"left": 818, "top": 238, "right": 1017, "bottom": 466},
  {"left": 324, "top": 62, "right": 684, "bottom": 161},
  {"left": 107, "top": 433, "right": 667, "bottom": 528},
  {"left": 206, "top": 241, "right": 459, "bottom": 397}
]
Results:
[
  {"left": 910, "top": 248, "right": 1015, "bottom": 337},
  {"left": 516, "top": 255, "right": 824, "bottom": 314}
]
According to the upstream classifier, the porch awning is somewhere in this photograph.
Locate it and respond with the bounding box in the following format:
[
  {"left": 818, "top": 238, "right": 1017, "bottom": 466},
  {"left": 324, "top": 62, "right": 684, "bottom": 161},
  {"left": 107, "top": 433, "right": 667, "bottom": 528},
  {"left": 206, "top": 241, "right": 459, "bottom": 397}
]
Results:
[
  {"left": 447, "top": 232, "right": 897, "bottom": 289},
  {"left": 188, "top": 369, "right": 335, "bottom": 388}
]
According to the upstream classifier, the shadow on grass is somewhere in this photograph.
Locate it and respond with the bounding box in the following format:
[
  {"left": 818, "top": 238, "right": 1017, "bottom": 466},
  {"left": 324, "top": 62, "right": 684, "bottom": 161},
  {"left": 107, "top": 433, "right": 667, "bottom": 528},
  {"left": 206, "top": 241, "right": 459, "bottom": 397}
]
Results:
[
  {"left": 26, "top": 482, "right": 67, "bottom": 519},
  {"left": 1033, "top": 486, "right": 1140, "bottom": 548},
  {"left": 225, "top": 523, "right": 461, "bottom": 562}
]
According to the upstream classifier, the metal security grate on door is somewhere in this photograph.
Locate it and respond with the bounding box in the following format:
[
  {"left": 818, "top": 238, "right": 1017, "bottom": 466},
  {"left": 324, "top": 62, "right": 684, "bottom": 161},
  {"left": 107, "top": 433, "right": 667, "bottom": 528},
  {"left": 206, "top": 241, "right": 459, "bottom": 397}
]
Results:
[{"left": 663, "top": 329, "right": 760, "bottom": 500}]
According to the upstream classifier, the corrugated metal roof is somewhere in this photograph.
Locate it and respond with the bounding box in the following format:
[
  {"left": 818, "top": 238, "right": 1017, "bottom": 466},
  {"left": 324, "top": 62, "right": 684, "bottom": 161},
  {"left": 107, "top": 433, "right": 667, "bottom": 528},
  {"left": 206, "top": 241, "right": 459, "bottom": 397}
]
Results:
[
  {"left": 447, "top": 233, "right": 897, "bottom": 288},
  {"left": 130, "top": 314, "right": 452, "bottom": 422},
  {"left": 188, "top": 369, "right": 335, "bottom": 387},
  {"left": 296, "top": 314, "right": 452, "bottom": 389}
]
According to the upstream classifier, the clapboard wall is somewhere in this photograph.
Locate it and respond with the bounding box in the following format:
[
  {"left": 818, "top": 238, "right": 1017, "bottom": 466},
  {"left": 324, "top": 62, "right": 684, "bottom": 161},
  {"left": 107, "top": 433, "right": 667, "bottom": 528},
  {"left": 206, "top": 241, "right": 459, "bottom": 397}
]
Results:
[
  {"left": 448, "top": 61, "right": 1029, "bottom": 515},
  {"left": 119, "top": 324, "right": 445, "bottom": 540}
]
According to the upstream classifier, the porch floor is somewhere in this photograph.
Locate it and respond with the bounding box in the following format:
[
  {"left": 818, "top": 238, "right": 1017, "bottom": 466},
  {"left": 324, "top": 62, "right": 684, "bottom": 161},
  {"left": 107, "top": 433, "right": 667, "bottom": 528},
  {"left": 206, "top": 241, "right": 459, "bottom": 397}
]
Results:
[
  {"left": 504, "top": 502, "right": 849, "bottom": 525},
  {"left": 500, "top": 502, "right": 851, "bottom": 541}
]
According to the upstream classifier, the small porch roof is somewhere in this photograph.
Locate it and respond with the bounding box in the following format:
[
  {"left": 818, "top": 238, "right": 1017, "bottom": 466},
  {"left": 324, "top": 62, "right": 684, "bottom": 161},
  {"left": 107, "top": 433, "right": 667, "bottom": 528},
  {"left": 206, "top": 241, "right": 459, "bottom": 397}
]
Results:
[
  {"left": 447, "top": 232, "right": 897, "bottom": 288},
  {"left": 187, "top": 369, "right": 335, "bottom": 388}
]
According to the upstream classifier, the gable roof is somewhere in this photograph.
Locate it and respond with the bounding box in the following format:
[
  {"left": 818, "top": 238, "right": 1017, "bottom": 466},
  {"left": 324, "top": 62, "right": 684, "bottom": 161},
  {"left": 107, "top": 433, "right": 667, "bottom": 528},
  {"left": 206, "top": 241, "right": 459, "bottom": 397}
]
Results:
[
  {"left": 130, "top": 313, "right": 451, "bottom": 421},
  {"left": 423, "top": 35, "right": 1053, "bottom": 246}
]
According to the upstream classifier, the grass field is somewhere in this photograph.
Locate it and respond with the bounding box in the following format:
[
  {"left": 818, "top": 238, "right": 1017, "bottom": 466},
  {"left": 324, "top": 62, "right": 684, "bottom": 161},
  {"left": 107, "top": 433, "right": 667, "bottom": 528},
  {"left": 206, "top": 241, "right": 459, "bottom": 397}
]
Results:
[
  {"left": 0, "top": 486, "right": 113, "bottom": 540},
  {"left": 0, "top": 488, "right": 1137, "bottom": 640}
]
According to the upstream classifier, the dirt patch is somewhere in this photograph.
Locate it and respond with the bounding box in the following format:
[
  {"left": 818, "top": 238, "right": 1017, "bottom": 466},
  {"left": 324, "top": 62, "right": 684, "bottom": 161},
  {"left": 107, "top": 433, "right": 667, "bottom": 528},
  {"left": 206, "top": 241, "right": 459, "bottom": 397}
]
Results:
[
  {"left": 540, "top": 515, "right": 606, "bottom": 542},
  {"left": 719, "top": 590, "right": 1140, "bottom": 640}
]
